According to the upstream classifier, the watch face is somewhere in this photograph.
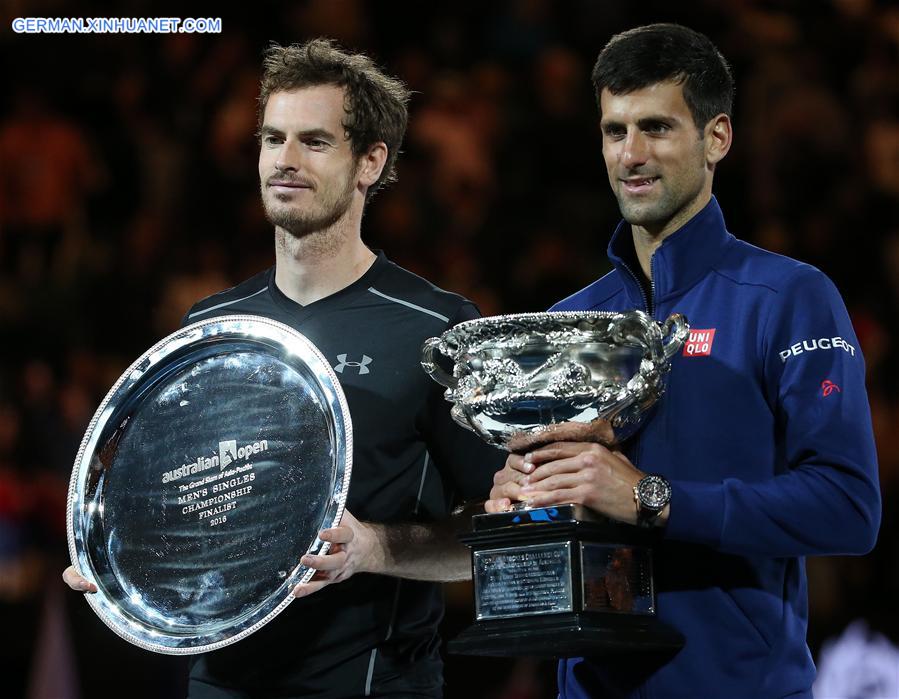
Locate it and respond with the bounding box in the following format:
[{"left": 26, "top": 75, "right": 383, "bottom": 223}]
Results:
[{"left": 639, "top": 475, "right": 671, "bottom": 511}]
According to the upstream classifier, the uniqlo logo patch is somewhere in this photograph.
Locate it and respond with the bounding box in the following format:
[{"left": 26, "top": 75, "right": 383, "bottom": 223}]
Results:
[{"left": 683, "top": 329, "right": 716, "bottom": 357}]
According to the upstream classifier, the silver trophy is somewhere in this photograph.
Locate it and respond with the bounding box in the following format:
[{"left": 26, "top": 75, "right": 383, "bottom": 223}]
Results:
[
  {"left": 67, "top": 315, "right": 352, "bottom": 654},
  {"left": 421, "top": 310, "right": 688, "bottom": 656}
]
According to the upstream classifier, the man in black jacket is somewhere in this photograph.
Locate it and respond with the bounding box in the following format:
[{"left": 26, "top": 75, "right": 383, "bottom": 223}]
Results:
[{"left": 65, "top": 38, "right": 503, "bottom": 698}]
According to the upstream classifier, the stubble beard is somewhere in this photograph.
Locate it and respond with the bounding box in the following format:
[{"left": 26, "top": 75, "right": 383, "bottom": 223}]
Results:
[
  {"left": 261, "top": 170, "right": 357, "bottom": 241},
  {"left": 616, "top": 185, "right": 682, "bottom": 230},
  {"left": 614, "top": 145, "right": 707, "bottom": 233}
]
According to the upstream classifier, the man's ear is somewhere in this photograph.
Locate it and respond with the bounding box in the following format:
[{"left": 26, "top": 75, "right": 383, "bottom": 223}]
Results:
[
  {"left": 705, "top": 114, "right": 732, "bottom": 167},
  {"left": 358, "top": 142, "right": 388, "bottom": 188}
]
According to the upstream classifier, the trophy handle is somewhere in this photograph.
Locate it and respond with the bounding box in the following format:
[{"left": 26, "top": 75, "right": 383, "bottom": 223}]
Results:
[
  {"left": 660, "top": 313, "right": 690, "bottom": 360},
  {"left": 421, "top": 337, "right": 458, "bottom": 389}
]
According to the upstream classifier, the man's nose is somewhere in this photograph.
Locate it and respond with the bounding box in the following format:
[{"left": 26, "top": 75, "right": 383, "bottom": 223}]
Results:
[
  {"left": 620, "top": 130, "right": 650, "bottom": 169},
  {"left": 275, "top": 140, "right": 302, "bottom": 171}
]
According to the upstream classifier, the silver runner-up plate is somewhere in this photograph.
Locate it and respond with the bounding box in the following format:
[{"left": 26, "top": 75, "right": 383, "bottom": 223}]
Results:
[{"left": 66, "top": 315, "right": 352, "bottom": 655}]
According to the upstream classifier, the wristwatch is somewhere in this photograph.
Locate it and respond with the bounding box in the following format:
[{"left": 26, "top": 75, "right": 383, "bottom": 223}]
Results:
[{"left": 633, "top": 474, "right": 671, "bottom": 528}]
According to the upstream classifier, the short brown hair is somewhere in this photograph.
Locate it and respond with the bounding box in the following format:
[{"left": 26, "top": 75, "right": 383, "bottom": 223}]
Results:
[{"left": 259, "top": 38, "right": 410, "bottom": 200}]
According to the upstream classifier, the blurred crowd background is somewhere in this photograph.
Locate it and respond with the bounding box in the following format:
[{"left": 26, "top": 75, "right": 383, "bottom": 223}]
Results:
[{"left": 1, "top": 0, "right": 898, "bottom": 697}]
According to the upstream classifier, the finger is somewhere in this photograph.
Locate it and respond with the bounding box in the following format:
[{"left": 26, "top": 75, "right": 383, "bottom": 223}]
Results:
[
  {"left": 527, "top": 442, "right": 609, "bottom": 466},
  {"left": 293, "top": 580, "right": 330, "bottom": 598},
  {"left": 302, "top": 543, "right": 344, "bottom": 564},
  {"left": 301, "top": 550, "right": 348, "bottom": 571},
  {"left": 484, "top": 498, "right": 511, "bottom": 513},
  {"left": 506, "top": 453, "right": 535, "bottom": 475},
  {"left": 522, "top": 472, "right": 586, "bottom": 495},
  {"left": 489, "top": 481, "right": 524, "bottom": 503},
  {"left": 62, "top": 567, "right": 97, "bottom": 593},
  {"left": 493, "top": 467, "right": 515, "bottom": 486},
  {"left": 526, "top": 453, "right": 604, "bottom": 485},
  {"left": 319, "top": 525, "right": 354, "bottom": 545},
  {"left": 523, "top": 488, "right": 582, "bottom": 509}
]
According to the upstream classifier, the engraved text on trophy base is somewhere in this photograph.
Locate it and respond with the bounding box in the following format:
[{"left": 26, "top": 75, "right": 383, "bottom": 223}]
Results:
[{"left": 474, "top": 542, "right": 573, "bottom": 620}]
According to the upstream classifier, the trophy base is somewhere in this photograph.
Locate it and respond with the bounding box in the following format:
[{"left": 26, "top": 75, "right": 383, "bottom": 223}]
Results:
[
  {"left": 448, "top": 611, "right": 684, "bottom": 658},
  {"left": 453, "top": 503, "right": 684, "bottom": 658}
]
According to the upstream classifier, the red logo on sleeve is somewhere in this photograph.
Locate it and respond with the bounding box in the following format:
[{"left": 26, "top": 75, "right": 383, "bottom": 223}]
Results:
[
  {"left": 683, "top": 329, "right": 716, "bottom": 357},
  {"left": 821, "top": 379, "right": 841, "bottom": 397}
]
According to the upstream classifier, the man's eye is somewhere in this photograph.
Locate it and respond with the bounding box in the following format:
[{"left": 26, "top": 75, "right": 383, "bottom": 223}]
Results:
[
  {"left": 306, "top": 139, "right": 327, "bottom": 148},
  {"left": 604, "top": 128, "right": 626, "bottom": 140},
  {"left": 263, "top": 135, "right": 282, "bottom": 146},
  {"left": 645, "top": 123, "right": 670, "bottom": 134}
]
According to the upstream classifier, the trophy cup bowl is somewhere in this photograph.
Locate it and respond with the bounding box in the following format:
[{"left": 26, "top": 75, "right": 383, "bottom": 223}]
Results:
[{"left": 421, "top": 310, "right": 689, "bottom": 657}]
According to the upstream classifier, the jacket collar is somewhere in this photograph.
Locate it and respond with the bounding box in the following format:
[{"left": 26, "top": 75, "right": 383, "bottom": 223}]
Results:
[{"left": 607, "top": 196, "right": 733, "bottom": 310}]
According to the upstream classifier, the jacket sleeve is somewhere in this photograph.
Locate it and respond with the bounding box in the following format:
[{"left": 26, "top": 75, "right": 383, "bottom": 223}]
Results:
[{"left": 664, "top": 267, "right": 881, "bottom": 557}]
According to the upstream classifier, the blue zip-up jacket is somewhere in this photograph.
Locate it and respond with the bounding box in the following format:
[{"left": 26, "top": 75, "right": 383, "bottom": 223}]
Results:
[{"left": 552, "top": 197, "right": 881, "bottom": 699}]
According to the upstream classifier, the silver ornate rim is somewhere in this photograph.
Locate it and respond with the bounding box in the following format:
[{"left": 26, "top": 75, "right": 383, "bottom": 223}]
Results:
[
  {"left": 66, "top": 314, "right": 353, "bottom": 655},
  {"left": 439, "top": 310, "right": 655, "bottom": 351},
  {"left": 452, "top": 310, "right": 625, "bottom": 328}
]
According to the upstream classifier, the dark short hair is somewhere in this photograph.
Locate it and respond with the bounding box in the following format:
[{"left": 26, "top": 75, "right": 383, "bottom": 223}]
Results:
[
  {"left": 259, "top": 38, "right": 410, "bottom": 200},
  {"left": 592, "top": 24, "right": 734, "bottom": 130}
]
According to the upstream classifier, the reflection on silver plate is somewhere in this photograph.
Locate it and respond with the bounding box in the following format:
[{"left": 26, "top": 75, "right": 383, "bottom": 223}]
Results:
[{"left": 66, "top": 315, "right": 352, "bottom": 655}]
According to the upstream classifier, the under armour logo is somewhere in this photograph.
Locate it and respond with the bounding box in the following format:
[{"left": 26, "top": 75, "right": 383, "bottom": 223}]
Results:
[
  {"left": 821, "top": 379, "right": 841, "bottom": 397},
  {"left": 334, "top": 354, "right": 372, "bottom": 375}
]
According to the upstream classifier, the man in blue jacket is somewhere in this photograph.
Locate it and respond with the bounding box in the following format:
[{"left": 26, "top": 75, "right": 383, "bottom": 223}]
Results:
[{"left": 487, "top": 23, "right": 881, "bottom": 699}]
